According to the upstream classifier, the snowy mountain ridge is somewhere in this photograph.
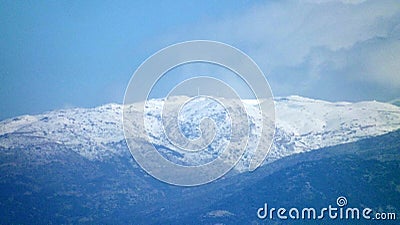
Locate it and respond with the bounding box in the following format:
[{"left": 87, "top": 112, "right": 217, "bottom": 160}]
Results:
[{"left": 1, "top": 95, "right": 400, "bottom": 170}]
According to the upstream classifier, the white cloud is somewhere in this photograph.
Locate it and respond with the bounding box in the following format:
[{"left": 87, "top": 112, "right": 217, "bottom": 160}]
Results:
[
  {"left": 302, "top": 0, "right": 367, "bottom": 4},
  {"left": 157, "top": 0, "right": 400, "bottom": 101}
]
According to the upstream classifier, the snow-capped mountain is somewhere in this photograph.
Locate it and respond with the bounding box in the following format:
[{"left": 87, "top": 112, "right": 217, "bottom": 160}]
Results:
[{"left": 1, "top": 96, "right": 399, "bottom": 171}]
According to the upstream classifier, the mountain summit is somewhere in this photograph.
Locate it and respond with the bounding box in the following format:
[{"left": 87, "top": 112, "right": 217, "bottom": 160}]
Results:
[{"left": 1, "top": 96, "right": 399, "bottom": 171}]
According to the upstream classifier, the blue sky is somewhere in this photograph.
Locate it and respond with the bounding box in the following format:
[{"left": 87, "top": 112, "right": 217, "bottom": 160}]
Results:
[{"left": 1, "top": 0, "right": 399, "bottom": 120}]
